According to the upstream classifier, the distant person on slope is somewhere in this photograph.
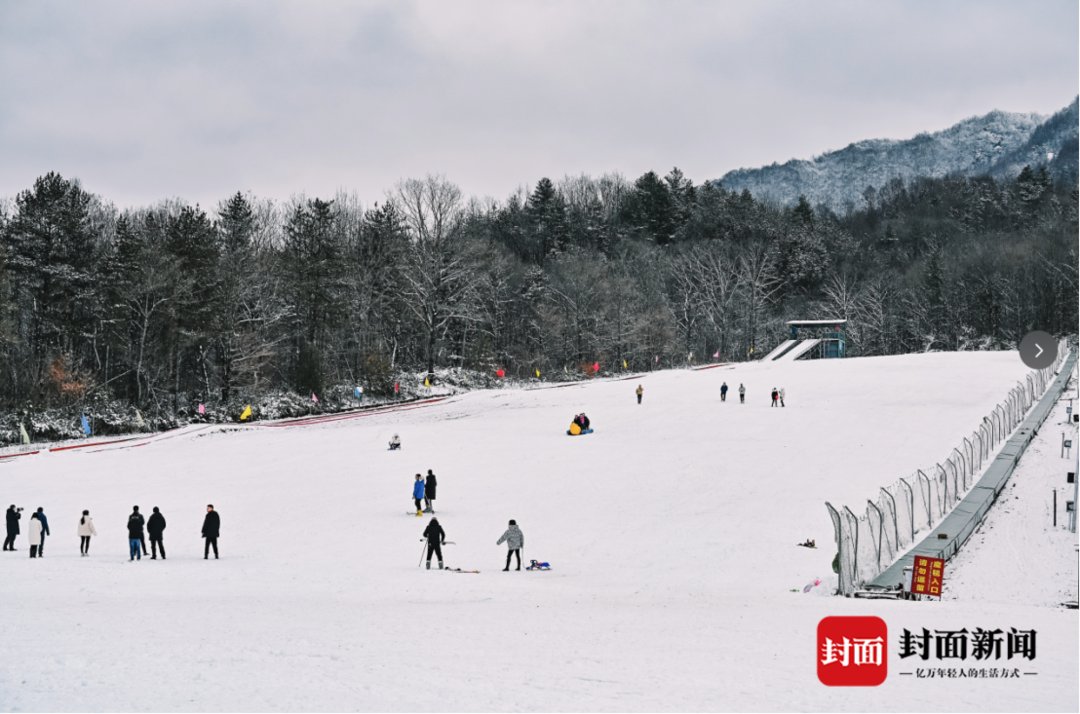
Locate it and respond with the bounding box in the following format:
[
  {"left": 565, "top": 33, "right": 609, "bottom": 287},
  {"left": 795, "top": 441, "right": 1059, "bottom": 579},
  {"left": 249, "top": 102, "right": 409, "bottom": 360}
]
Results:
[
  {"left": 147, "top": 507, "right": 167, "bottom": 560},
  {"left": 497, "top": 519, "right": 525, "bottom": 571},
  {"left": 413, "top": 474, "right": 425, "bottom": 516},
  {"left": 738, "top": 383, "right": 746, "bottom": 404},
  {"left": 388, "top": 433, "right": 401, "bottom": 451},
  {"left": 423, "top": 517, "right": 445, "bottom": 570},
  {"left": 78, "top": 510, "right": 97, "bottom": 556},
  {"left": 202, "top": 504, "right": 221, "bottom": 559},
  {"left": 28, "top": 512, "right": 42, "bottom": 558},
  {"left": 771, "top": 388, "right": 779, "bottom": 407},
  {"left": 721, "top": 382, "right": 728, "bottom": 402},
  {"left": 35, "top": 507, "right": 50, "bottom": 556},
  {"left": 424, "top": 469, "right": 438, "bottom": 513},
  {"left": 779, "top": 387, "right": 786, "bottom": 407},
  {"left": 127, "top": 506, "right": 145, "bottom": 561},
  {"left": 635, "top": 384, "right": 643, "bottom": 405},
  {"left": 4, "top": 505, "right": 20, "bottom": 551}
]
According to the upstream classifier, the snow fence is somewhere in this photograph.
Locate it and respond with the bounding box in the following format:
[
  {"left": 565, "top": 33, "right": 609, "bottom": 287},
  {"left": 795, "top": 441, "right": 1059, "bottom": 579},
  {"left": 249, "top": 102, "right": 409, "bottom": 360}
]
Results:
[{"left": 825, "top": 340, "right": 1072, "bottom": 596}]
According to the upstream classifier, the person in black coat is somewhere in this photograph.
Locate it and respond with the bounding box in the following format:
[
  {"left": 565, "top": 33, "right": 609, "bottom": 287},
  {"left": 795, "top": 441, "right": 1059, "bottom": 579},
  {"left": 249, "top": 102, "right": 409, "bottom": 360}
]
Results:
[
  {"left": 202, "top": 504, "right": 220, "bottom": 559},
  {"left": 4, "top": 505, "right": 21, "bottom": 551},
  {"left": 422, "top": 517, "right": 445, "bottom": 570},
  {"left": 35, "top": 507, "right": 50, "bottom": 556},
  {"left": 424, "top": 469, "right": 438, "bottom": 513},
  {"left": 147, "top": 507, "right": 166, "bottom": 560},
  {"left": 127, "top": 506, "right": 145, "bottom": 561}
]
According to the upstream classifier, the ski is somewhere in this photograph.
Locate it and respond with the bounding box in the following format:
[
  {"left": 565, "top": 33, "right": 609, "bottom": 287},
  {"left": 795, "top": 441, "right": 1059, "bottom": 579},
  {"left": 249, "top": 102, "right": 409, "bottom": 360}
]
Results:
[{"left": 445, "top": 567, "right": 479, "bottom": 573}]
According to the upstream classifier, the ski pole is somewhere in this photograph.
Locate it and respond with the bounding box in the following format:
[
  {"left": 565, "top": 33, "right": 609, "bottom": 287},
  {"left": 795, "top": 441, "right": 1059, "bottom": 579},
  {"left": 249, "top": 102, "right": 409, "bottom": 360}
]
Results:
[{"left": 418, "top": 542, "right": 426, "bottom": 568}]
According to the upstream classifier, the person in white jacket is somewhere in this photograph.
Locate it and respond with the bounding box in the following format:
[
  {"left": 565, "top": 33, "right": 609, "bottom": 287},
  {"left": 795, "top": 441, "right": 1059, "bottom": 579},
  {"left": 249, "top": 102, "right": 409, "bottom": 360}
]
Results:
[
  {"left": 78, "top": 510, "right": 97, "bottom": 556},
  {"left": 28, "top": 513, "right": 42, "bottom": 558}
]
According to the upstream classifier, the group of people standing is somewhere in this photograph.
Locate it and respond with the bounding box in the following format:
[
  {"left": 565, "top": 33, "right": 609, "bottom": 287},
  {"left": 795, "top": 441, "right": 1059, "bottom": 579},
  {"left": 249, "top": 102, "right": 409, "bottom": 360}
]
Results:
[
  {"left": 4, "top": 503, "right": 221, "bottom": 560},
  {"left": 718, "top": 381, "right": 785, "bottom": 406},
  {"left": 412, "top": 470, "right": 437, "bottom": 515}
]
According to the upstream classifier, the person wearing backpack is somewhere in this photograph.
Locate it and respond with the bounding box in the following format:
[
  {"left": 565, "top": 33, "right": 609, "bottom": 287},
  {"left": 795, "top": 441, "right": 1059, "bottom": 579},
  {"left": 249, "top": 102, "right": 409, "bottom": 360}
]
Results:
[
  {"left": 78, "top": 510, "right": 97, "bottom": 556},
  {"left": 147, "top": 507, "right": 167, "bottom": 560}
]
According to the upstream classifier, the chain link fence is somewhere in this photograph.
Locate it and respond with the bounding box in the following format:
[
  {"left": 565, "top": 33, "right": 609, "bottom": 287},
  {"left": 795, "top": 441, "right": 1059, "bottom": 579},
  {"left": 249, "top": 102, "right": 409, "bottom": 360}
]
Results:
[{"left": 826, "top": 340, "right": 1069, "bottom": 595}]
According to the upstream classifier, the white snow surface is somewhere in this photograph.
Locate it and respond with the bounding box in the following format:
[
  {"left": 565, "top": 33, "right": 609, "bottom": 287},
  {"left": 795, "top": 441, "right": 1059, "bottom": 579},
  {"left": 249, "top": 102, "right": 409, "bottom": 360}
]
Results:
[{"left": 0, "top": 351, "right": 1076, "bottom": 712}]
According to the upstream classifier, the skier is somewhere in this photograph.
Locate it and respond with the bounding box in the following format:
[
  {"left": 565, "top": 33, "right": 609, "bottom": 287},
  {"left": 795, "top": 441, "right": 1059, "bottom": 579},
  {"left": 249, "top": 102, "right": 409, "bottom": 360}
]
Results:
[
  {"left": 496, "top": 519, "right": 525, "bottom": 571},
  {"left": 202, "top": 504, "right": 220, "bottom": 559},
  {"left": 721, "top": 382, "right": 728, "bottom": 402},
  {"left": 35, "top": 507, "right": 50, "bottom": 556},
  {"left": 78, "top": 510, "right": 97, "bottom": 556},
  {"left": 28, "top": 512, "right": 42, "bottom": 558},
  {"left": 771, "top": 387, "right": 779, "bottom": 407},
  {"left": 412, "top": 474, "right": 425, "bottom": 516},
  {"left": 739, "top": 383, "right": 746, "bottom": 404},
  {"left": 3, "top": 505, "right": 20, "bottom": 551},
  {"left": 422, "top": 517, "right": 445, "bottom": 570},
  {"left": 147, "top": 507, "right": 166, "bottom": 560},
  {"left": 635, "top": 384, "right": 643, "bottom": 405},
  {"left": 127, "top": 506, "right": 145, "bottom": 561},
  {"left": 779, "top": 387, "right": 786, "bottom": 407},
  {"left": 388, "top": 433, "right": 401, "bottom": 451},
  {"left": 424, "top": 469, "right": 438, "bottom": 513}
]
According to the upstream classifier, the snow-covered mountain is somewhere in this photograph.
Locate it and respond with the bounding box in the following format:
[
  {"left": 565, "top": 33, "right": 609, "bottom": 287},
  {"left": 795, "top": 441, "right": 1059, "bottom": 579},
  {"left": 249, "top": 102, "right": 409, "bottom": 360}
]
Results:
[{"left": 717, "top": 98, "right": 1079, "bottom": 212}]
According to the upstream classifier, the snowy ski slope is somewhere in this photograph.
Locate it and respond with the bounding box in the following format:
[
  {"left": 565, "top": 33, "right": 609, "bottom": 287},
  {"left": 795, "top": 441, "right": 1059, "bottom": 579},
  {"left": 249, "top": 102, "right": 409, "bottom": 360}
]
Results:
[{"left": 0, "top": 351, "right": 1075, "bottom": 711}]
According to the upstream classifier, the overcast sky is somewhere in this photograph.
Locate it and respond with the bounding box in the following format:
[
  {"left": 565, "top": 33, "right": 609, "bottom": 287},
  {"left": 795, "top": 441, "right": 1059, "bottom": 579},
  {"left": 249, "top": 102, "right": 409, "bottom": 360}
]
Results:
[{"left": 0, "top": 0, "right": 1076, "bottom": 209}]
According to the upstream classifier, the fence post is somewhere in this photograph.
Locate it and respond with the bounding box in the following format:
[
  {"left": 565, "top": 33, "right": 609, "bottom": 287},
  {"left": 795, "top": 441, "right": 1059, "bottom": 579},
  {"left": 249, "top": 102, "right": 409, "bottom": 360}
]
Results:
[
  {"left": 880, "top": 487, "right": 899, "bottom": 553},
  {"left": 843, "top": 506, "right": 860, "bottom": 590},
  {"left": 898, "top": 477, "right": 915, "bottom": 542},
  {"left": 917, "top": 469, "right": 932, "bottom": 528}
]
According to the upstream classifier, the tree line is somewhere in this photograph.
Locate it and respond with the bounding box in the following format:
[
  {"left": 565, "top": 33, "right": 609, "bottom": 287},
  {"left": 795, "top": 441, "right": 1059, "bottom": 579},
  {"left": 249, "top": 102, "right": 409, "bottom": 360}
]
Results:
[{"left": 0, "top": 166, "right": 1075, "bottom": 420}]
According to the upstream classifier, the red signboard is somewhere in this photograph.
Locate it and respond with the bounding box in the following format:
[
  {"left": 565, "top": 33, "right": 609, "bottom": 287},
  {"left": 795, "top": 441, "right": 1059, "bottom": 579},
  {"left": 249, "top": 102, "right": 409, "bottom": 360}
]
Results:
[{"left": 911, "top": 555, "right": 945, "bottom": 597}]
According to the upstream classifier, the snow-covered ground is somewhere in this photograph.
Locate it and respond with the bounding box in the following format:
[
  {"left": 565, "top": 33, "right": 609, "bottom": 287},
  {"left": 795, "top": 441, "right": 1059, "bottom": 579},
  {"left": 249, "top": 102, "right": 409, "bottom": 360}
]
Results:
[{"left": 0, "top": 351, "right": 1075, "bottom": 712}]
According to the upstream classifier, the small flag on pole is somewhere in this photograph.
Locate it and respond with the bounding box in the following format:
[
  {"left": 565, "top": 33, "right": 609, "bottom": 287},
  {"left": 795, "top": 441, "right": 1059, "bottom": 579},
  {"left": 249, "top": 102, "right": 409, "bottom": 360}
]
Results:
[
  {"left": 198, "top": 403, "right": 206, "bottom": 415},
  {"left": 135, "top": 409, "right": 145, "bottom": 427},
  {"left": 535, "top": 368, "right": 541, "bottom": 378},
  {"left": 424, "top": 377, "right": 431, "bottom": 388},
  {"left": 354, "top": 386, "right": 361, "bottom": 398},
  {"left": 311, "top": 392, "right": 319, "bottom": 403},
  {"left": 713, "top": 350, "right": 720, "bottom": 359},
  {"left": 592, "top": 361, "right": 600, "bottom": 374},
  {"left": 80, "top": 414, "right": 92, "bottom": 436},
  {"left": 496, "top": 368, "right": 505, "bottom": 378},
  {"left": 19, "top": 423, "right": 30, "bottom": 444},
  {"left": 622, "top": 359, "right": 628, "bottom": 370},
  {"left": 240, "top": 405, "right": 252, "bottom": 421},
  {"left": 394, "top": 382, "right": 400, "bottom": 394},
  {"left": 654, "top": 355, "right": 659, "bottom": 364}
]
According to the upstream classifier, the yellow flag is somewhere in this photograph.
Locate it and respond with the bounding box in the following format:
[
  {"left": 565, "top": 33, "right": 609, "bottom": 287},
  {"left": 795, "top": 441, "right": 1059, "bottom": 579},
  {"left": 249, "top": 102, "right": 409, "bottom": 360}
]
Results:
[
  {"left": 622, "top": 359, "right": 628, "bottom": 369},
  {"left": 240, "top": 405, "right": 252, "bottom": 421},
  {"left": 424, "top": 377, "right": 431, "bottom": 388},
  {"left": 534, "top": 368, "right": 541, "bottom": 378}
]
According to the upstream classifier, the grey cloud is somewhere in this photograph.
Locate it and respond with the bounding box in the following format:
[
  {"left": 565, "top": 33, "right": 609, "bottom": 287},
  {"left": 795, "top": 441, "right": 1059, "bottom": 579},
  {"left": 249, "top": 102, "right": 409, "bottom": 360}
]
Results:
[{"left": 0, "top": 0, "right": 1075, "bottom": 209}]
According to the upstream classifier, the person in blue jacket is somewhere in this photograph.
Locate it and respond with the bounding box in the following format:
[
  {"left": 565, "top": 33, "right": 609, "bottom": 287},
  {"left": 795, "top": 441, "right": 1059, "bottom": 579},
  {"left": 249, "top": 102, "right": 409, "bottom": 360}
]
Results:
[
  {"left": 412, "top": 474, "right": 425, "bottom": 516},
  {"left": 35, "top": 507, "right": 50, "bottom": 557}
]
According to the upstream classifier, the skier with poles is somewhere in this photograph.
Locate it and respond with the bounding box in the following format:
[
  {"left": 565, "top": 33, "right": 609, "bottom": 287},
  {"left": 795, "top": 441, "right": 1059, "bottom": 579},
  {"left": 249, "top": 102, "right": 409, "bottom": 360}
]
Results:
[{"left": 421, "top": 517, "right": 445, "bottom": 570}]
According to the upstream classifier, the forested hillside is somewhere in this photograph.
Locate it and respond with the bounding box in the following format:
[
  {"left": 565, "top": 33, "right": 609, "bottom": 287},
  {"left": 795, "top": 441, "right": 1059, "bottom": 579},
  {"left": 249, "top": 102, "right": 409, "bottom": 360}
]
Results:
[{"left": 0, "top": 164, "right": 1076, "bottom": 432}]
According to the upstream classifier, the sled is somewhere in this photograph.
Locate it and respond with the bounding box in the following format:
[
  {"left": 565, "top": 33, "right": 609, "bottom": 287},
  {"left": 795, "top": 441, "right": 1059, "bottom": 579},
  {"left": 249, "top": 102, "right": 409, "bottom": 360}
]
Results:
[{"left": 566, "top": 428, "right": 594, "bottom": 436}]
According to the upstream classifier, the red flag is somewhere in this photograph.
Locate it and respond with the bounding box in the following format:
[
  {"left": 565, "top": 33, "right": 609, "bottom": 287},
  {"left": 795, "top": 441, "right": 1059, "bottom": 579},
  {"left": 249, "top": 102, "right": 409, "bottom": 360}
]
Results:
[
  {"left": 592, "top": 361, "right": 600, "bottom": 373},
  {"left": 713, "top": 350, "right": 720, "bottom": 359},
  {"left": 311, "top": 392, "right": 319, "bottom": 403},
  {"left": 197, "top": 403, "right": 205, "bottom": 415},
  {"left": 394, "top": 382, "right": 400, "bottom": 394},
  {"left": 495, "top": 368, "right": 505, "bottom": 378}
]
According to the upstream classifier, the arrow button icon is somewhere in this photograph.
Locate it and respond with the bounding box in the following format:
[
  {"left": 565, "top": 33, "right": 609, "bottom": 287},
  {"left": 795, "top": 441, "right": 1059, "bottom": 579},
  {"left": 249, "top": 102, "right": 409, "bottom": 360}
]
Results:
[{"left": 1020, "top": 331, "right": 1055, "bottom": 370}]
